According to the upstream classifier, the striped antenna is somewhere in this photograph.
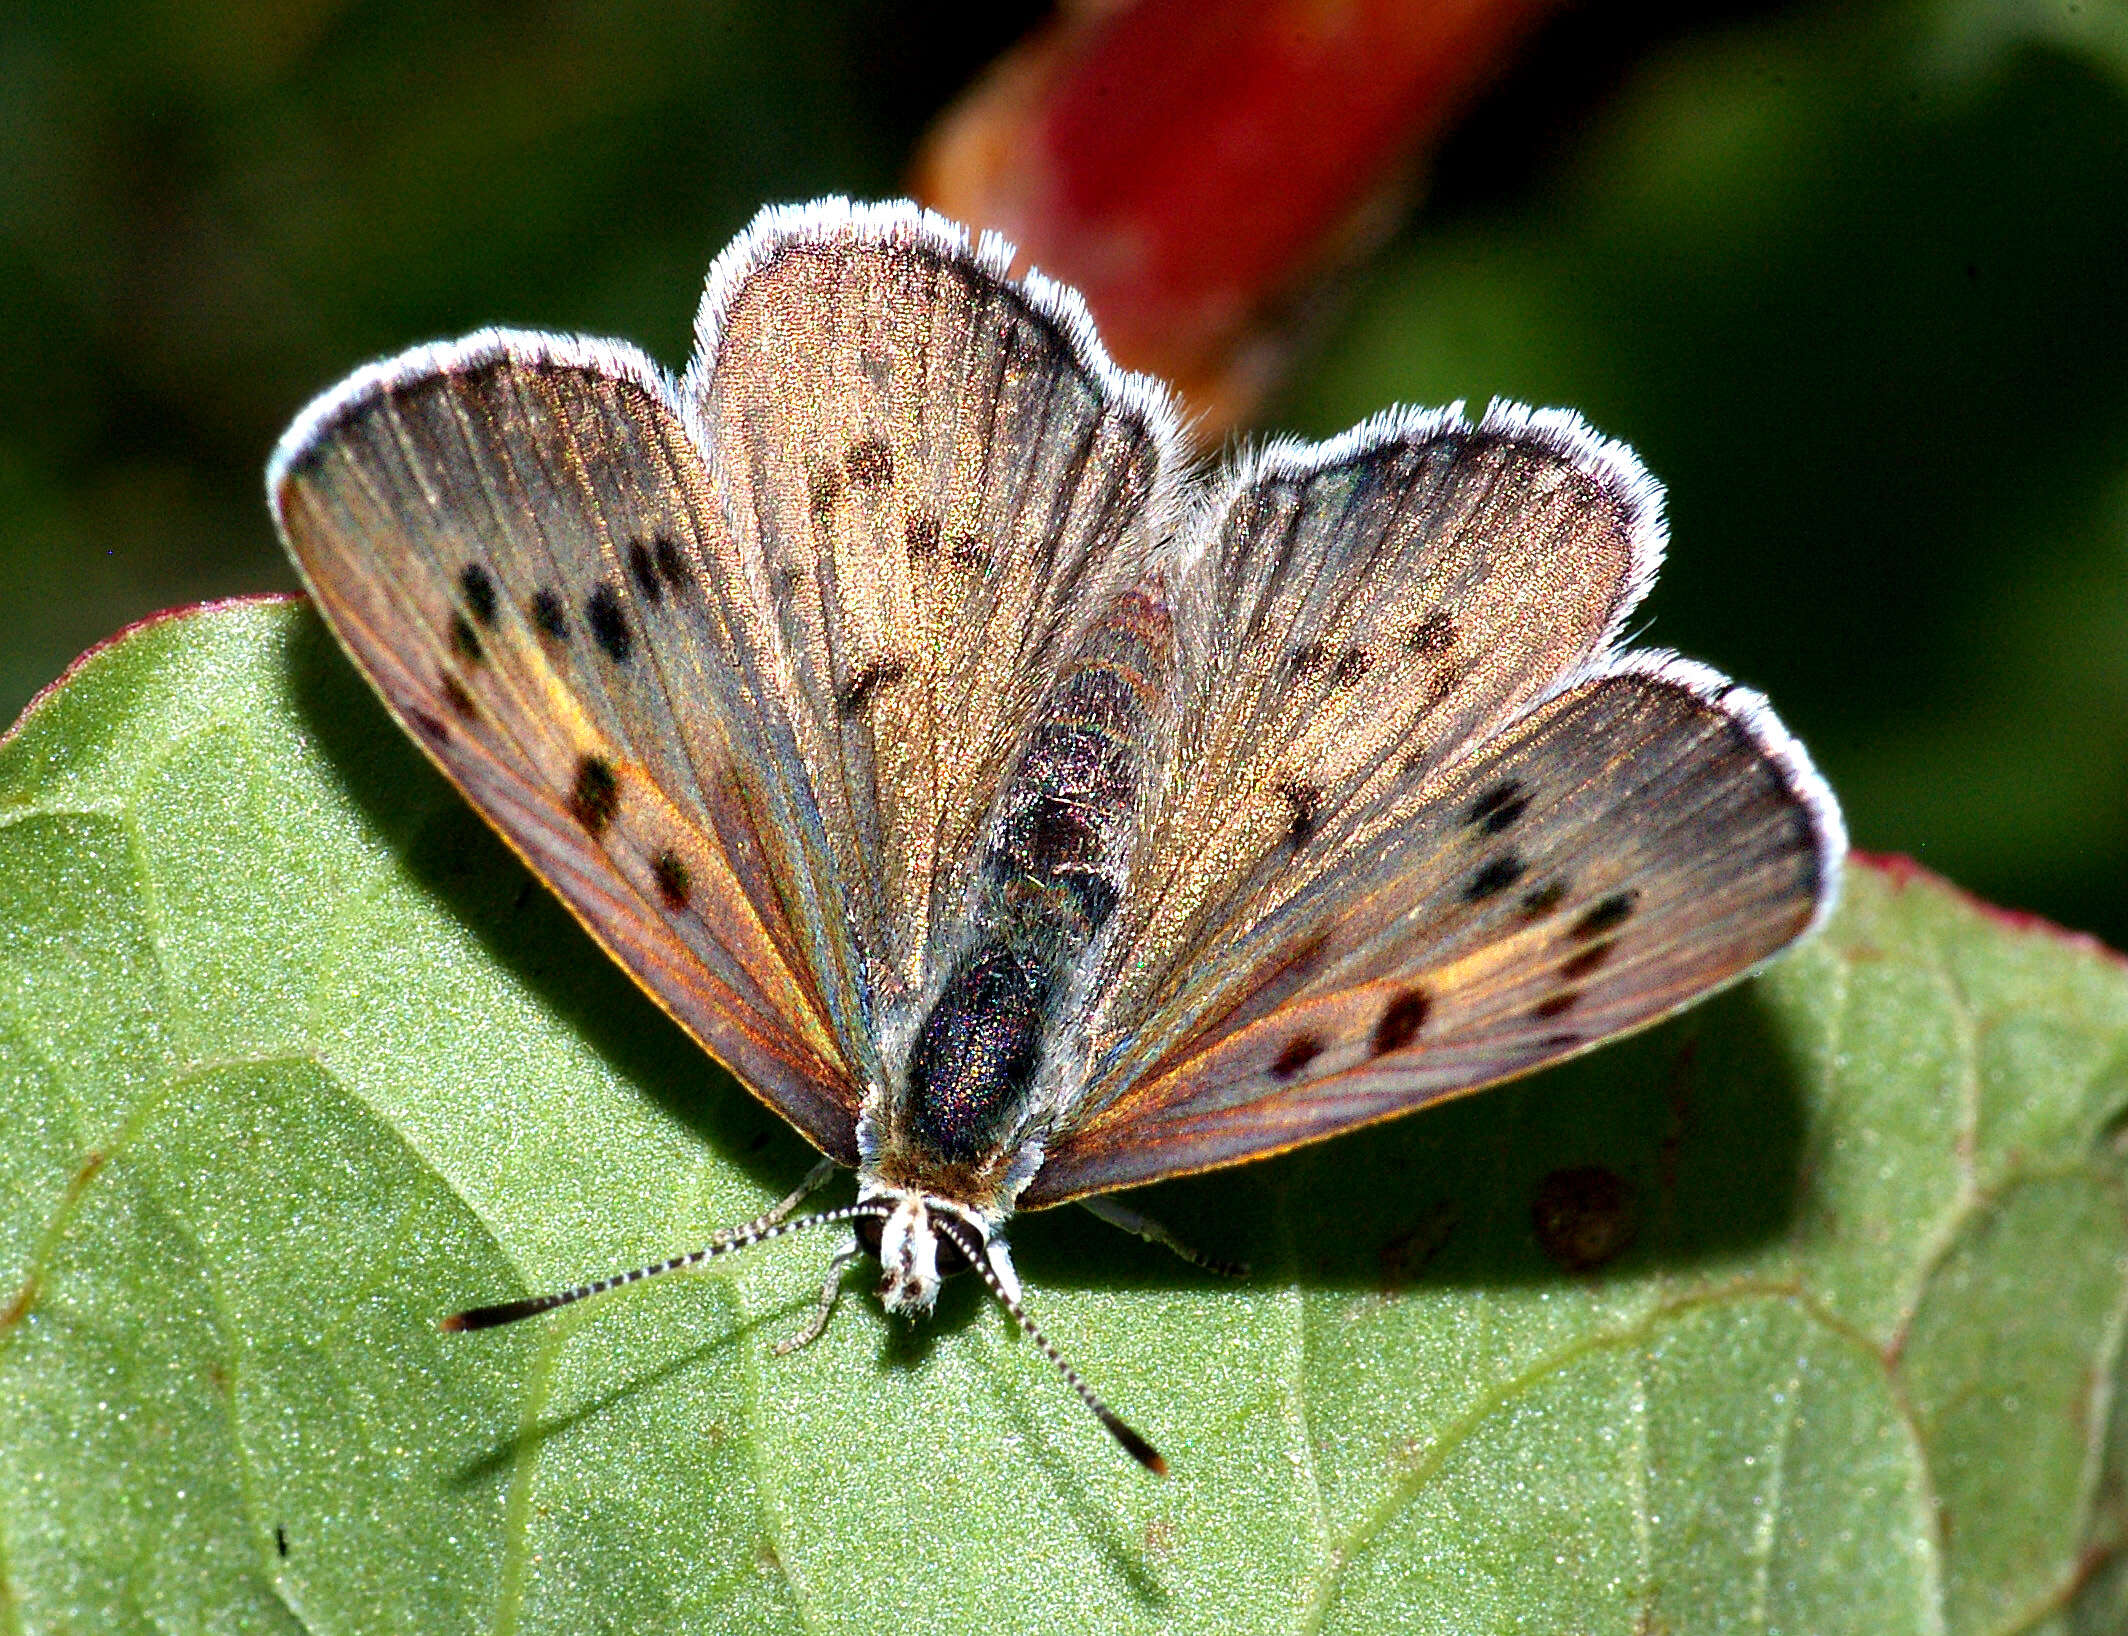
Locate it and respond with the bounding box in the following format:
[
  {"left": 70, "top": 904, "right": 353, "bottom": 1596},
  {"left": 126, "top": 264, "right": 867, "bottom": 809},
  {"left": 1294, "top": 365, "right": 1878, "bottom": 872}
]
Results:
[
  {"left": 935, "top": 1217, "right": 1168, "bottom": 1476},
  {"left": 442, "top": 1203, "right": 889, "bottom": 1332}
]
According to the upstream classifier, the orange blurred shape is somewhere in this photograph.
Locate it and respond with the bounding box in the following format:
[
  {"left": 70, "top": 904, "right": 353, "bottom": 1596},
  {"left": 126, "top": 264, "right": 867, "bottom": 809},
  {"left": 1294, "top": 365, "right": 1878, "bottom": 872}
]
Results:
[{"left": 914, "top": 0, "right": 1563, "bottom": 440}]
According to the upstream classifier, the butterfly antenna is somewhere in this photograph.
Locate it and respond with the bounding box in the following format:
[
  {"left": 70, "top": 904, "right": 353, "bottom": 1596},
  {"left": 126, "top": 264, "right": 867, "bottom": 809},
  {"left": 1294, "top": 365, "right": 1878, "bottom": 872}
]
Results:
[
  {"left": 938, "top": 1218, "right": 1168, "bottom": 1476},
  {"left": 442, "top": 1203, "right": 887, "bottom": 1332}
]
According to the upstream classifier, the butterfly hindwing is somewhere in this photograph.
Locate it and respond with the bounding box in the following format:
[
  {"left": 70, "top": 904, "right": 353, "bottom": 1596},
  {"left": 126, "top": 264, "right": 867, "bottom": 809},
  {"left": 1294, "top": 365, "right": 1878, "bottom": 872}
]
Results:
[
  {"left": 1027, "top": 654, "right": 1841, "bottom": 1201},
  {"left": 269, "top": 332, "right": 869, "bottom": 1159},
  {"left": 687, "top": 203, "right": 1183, "bottom": 1023},
  {"left": 1073, "top": 407, "right": 1664, "bottom": 1123}
]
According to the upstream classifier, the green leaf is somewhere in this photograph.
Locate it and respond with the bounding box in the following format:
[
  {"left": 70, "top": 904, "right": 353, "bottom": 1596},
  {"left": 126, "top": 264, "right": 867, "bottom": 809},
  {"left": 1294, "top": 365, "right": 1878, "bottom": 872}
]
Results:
[{"left": 4, "top": 598, "right": 2127, "bottom": 1633}]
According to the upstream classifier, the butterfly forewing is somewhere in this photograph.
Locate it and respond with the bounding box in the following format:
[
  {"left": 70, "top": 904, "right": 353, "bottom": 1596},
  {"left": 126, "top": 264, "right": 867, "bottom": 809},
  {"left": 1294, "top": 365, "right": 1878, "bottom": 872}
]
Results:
[
  {"left": 270, "top": 334, "right": 869, "bottom": 1159},
  {"left": 1026, "top": 655, "right": 1841, "bottom": 1202},
  {"left": 688, "top": 204, "right": 1182, "bottom": 1019},
  {"left": 1081, "top": 407, "right": 1663, "bottom": 1111}
]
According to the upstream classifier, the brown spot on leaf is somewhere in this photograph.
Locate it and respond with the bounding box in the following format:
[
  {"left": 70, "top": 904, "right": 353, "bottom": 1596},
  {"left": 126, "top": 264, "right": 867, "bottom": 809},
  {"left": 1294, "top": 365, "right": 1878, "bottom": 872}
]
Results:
[{"left": 1532, "top": 1165, "right": 1637, "bottom": 1273}]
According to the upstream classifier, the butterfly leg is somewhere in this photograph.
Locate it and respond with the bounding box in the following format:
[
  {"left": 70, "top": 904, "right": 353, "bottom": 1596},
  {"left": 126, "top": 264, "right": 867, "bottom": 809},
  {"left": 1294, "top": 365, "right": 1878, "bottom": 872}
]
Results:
[
  {"left": 1079, "top": 1195, "right": 1250, "bottom": 1278},
  {"left": 713, "top": 1155, "right": 839, "bottom": 1246},
  {"left": 773, "top": 1238, "right": 862, "bottom": 1355}
]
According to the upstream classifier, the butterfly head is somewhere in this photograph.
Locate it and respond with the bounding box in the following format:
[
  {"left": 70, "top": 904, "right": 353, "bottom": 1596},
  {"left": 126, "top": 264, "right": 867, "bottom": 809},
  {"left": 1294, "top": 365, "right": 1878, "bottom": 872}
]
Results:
[{"left": 853, "top": 1186, "right": 1008, "bottom": 1316}]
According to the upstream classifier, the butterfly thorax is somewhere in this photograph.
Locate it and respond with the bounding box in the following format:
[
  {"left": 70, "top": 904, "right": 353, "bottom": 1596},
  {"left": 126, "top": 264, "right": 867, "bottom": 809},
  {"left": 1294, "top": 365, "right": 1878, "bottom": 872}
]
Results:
[{"left": 863, "top": 585, "right": 1177, "bottom": 1220}]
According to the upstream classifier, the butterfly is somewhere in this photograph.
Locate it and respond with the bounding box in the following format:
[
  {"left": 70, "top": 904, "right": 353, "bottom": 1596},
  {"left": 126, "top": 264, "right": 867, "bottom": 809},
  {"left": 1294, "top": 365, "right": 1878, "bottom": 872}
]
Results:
[{"left": 268, "top": 197, "right": 1844, "bottom": 1472}]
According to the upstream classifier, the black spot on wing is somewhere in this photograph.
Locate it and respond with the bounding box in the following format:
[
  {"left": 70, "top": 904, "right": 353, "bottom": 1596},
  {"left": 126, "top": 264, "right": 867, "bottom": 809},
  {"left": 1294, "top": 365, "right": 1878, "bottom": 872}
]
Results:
[
  {"left": 1573, "top": 891, "right": 1639, "bottom": 939},
  {"left": 652, "top": 849, "right": 692, "bottom": 910},
  {"left": 837, "top": 658, "right": 909, "bottom": 717},
  {"left": 628, "top": 539, "right": 664, "bottom": 607},
  {"left": 411, "top": 709, "right": 450, "bottom": 744},
  {"left": 1465, "top": 854, "right": 1526, "bottom": 901},
  {"left": 846, "top": 435, "right": 894, "bottom": 487},
  {"left": 450, "top": 613, "right": 484, "bottom": 666},
  {"left": 1372, "top": 987, "right": 1430, "bottom": 1055},
  {"left": 441, "top": 674, "right": 479, "bottom": 721},
  {"left": 530, "top": 589, "right": 570, "bottom": 640},
  {"left": 585, "top": 583, "right": 633, "bottom": 663},
  {"left": 1409, "top": 612, "right": 1457, "bottom": 654},
  {"left": 950, "top": 531, "right": 991, "bottom": 571},
  {"left": 1560, "top": 941, "right": 1616, "bottom": 980},
  {"left": 1467, "top": 780, "right": 1529, "bottom": 834},
  {"left": 1331, "top": 648, "right": 1372, "bottom": 687},
  {"left": 653, "top": 535, "right": 691, "bottom": 592},
  {"left": 1519, "top": 880, "right": 1568, "bottom": 920},
  {"left": 1277, "top": 779, "right": 1322, "bottom": 847},
  {"left": 906, "top": 513, "right": 941, "bottom": 559},
  {"left": 1532, "top": 990, "right": 1581, "bottom": 1019},
  {"left": 1271, "top": 1035, "right": 1324, "bottom": 1080},
  {"left": 458, "top": 563, "right": 499, "bottom": 625},
  {"left": 1290, "top": 641, "right": 1331, "bottom": 678},
  {"left": 809, "top": 465, "right": 845, "bottom": 519},
  {"left": 569, "top": 755, "right": 620, "bottom": 835}
]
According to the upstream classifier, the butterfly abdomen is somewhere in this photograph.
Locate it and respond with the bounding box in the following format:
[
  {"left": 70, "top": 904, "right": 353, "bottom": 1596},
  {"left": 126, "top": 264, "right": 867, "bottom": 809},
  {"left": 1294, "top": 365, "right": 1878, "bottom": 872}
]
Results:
[{"left": 890, "top": 584, "right": 1177, "bottom": 1180}]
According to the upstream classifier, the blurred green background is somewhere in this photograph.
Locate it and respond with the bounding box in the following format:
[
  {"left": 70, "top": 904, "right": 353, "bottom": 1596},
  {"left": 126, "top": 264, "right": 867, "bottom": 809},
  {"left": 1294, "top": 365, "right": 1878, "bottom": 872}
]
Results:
[{"left": 3, "top": 0, "right": 2125, "bottom": 945}]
